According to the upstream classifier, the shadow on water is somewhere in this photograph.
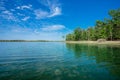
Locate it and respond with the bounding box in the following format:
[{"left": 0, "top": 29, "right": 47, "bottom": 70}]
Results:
[{"left": 66, "top": 43, "right": 120, "bottom": 78}]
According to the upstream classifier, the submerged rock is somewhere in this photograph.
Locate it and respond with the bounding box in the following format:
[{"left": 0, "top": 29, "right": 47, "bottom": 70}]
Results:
[{"left": 54, "top": 69, "right": 62, "bottom": 75}]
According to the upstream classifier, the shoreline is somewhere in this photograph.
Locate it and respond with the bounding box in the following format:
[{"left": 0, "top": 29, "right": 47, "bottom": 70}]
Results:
[
  {"left": 65, "top": 41, "right": 120, "bottom": 45},
  {"left": 0, "top": 40, "right": 63, "bottom": 42},
  {"left": 0, "top": 40, "right": 120, "bottom": 45}
]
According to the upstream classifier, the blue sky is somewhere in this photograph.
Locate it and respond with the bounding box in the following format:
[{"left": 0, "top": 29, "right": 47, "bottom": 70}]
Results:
[{"left": 0, "top": 0, "right": 120, "bottom": 40}]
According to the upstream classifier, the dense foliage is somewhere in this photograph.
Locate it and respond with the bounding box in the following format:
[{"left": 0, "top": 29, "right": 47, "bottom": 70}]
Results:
[{"left": 66, "top": 9, "right": 120, "bottom": 41}]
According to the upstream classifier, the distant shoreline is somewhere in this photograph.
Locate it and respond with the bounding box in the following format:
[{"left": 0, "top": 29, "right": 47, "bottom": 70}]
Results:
[
  {"left": 0, "top": 40, "right": 63, "bottom": 42},
  {"left": 1, "top": 40, "right": 120, "bottom": 45},
  {"left": 65, "top": 41, "right": 120, "bottom": 45}
]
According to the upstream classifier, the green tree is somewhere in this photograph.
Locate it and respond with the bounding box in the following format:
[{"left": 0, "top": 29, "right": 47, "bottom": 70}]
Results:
[
  {"left": 81, "top": 30, "right": 87, "bottom": 40},
  {"left": 74, "top": 27, "right": 82, "bottom": 41},
  {"left": 66, "top": 8, "right": 120, "bottom": 41},
  {"left": 109, "top": 8, "right": 120, "bottom": 40},
  {"left": 66, "top": 33, "right": 75, "bottom": 41}
]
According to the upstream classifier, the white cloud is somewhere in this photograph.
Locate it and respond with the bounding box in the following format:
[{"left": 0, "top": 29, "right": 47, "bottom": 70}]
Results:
[
  {"left": 40, "top": 24, "right": 65, "bottom": 31},
  {"left": 16, "top": 4, "right": 32, "bottom": 10},
  {"left": 45, "top": 0, "right": 62, "bottom": 17},
  {"left": 0, "top": 1, "right": 18, "bottom": 21},
  {"left": 16, "top": 6, "right": 20, "bottom": 9},
  {"left": 2, "top": 10, "right": 10, "bottom": 14},
  {"left": 34, "top": 0, "right": 62, "bottom": 19},
  {"left": 17, "top": 13, "right": 25, "bottom": 16},
  {"left": 48, "top": 7, "right": 61, "bottom": 17},
  {"left": 34, "top": 9, "right": 48, "bottom": 19},
  {"left": 22, "top": 16, "right": 30, "bottom": 21},
  {"left": 1, "top": 10, "right": 17, "bottom": 21},
  {"left": 21, "top": 5, "right": 32, "bottom": 9}
]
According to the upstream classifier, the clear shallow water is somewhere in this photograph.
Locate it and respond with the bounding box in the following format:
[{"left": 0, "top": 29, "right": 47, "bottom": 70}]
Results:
[{"left": 0, "top": 42, "right": 120, "bottom": 80}]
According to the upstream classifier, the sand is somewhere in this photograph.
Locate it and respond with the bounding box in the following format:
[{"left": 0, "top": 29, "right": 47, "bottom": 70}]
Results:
[{"left": 65, "top": 41, "right": 120, "bottom": 45}]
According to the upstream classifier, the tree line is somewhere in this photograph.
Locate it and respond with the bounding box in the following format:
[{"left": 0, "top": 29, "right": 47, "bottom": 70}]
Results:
[{"left": 66, "top": 8, "right": 120, "bottom": 41}]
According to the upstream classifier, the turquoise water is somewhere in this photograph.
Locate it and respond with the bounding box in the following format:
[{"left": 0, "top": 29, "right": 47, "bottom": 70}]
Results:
[{"left": 0, "top": 42, "right": 120, "bottom": 80}]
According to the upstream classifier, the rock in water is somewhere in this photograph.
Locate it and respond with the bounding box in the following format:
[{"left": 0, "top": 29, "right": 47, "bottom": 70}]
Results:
[
  {"left": 54, "top": 69, "right": 61, "bottom": 75},
  {"left": 97, "top": 39, "right": 106, "bottom": 43}
]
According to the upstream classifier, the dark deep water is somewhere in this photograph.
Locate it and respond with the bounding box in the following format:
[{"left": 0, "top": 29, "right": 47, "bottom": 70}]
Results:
[{"left": 0, "top": 42, "right": 120, "bottom": 80}]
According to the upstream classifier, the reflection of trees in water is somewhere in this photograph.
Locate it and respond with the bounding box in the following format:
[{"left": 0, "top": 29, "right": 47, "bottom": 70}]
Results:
[
  {"left": 66, "top": 43, "right": 120, "bottom": 77},
  {"left": 66, "top": 44, "right": 86, "bottom": 58}
]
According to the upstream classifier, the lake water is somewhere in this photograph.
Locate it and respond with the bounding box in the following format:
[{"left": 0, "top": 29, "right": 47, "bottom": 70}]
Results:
[{"left": 0, "top": 42, "right": 120, "bottom": 80}]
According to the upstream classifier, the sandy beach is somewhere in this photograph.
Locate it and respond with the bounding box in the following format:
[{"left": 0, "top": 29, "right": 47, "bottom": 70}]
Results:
[{"left": 65, "top": 41, "right": 120, "bottom": 45}]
